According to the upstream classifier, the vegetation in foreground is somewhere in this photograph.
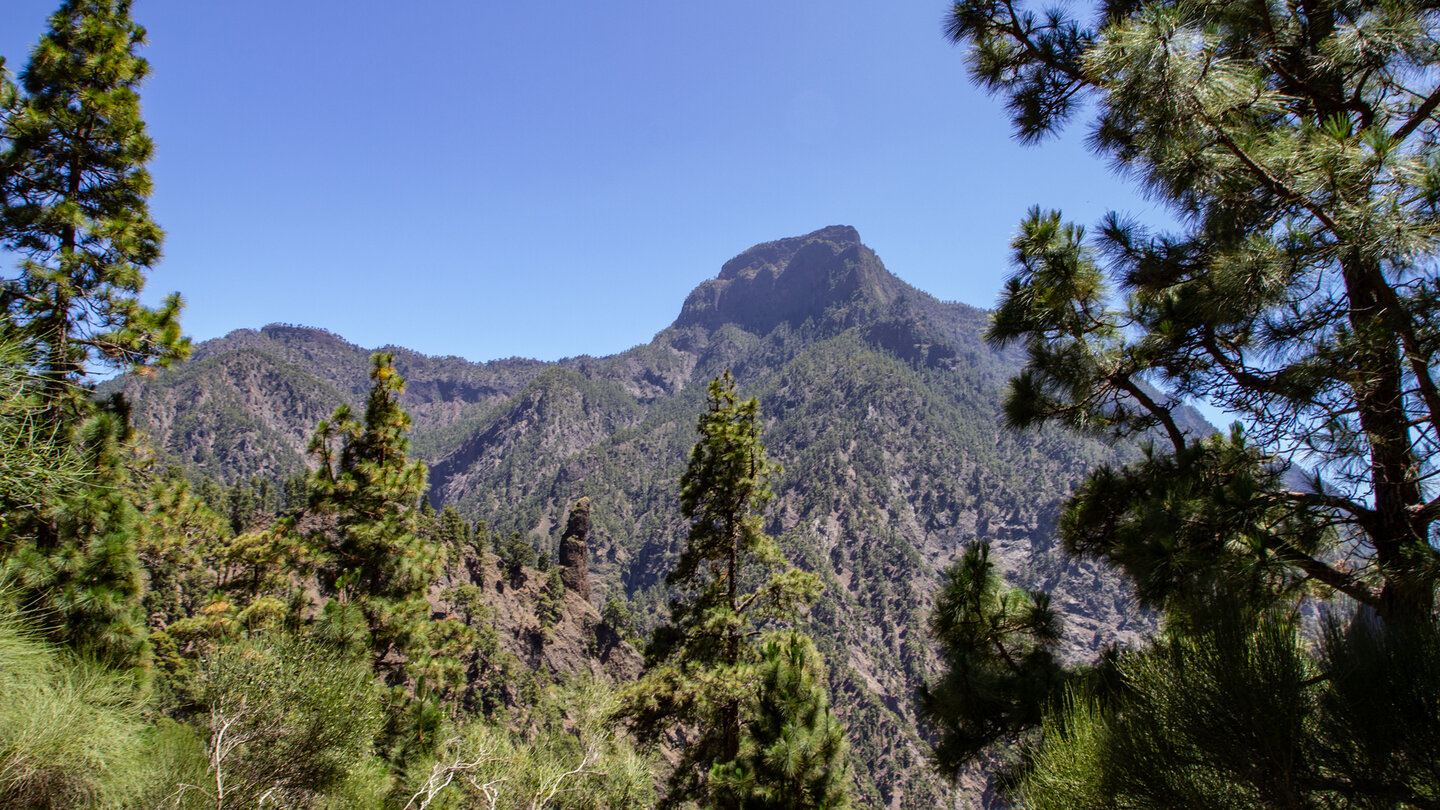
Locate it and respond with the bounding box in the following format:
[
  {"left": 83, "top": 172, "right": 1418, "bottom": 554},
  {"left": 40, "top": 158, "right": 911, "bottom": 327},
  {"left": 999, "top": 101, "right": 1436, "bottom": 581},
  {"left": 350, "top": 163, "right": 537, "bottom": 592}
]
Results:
[
  {"left": 2, "top": 0, "right": 1439, "bottom": 808},
  {"left": 924, "top": 0, "right": 1440, "bottom": 805}
]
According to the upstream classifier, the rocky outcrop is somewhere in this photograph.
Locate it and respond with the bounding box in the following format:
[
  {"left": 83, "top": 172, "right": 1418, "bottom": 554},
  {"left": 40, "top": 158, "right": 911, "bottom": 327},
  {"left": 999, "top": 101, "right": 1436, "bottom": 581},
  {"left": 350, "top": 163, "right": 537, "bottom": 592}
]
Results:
[
  {"left": 558, "top": 497, "right": 592, "bottom": 601},
  {"left": 430, "top": 542, "right": 644, "bottom": 693},
  {"left": 673, "top": 225, "right": 904, "bottom": 336}
]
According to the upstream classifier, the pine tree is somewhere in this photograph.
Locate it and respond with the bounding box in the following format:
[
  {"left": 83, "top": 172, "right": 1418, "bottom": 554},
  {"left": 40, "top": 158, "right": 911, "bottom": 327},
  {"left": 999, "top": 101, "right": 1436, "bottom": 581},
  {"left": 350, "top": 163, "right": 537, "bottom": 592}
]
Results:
[
  {"left": 622, "top": 372, "right": 826, "bottom": 809},
  {"left": 1017, "top": 608, "right": 1440, "bottom": 809},
  {"left": 919, "top": 541, "right": 1065, "bottom": 779},
  {"left": 434, "top": 504, "right": 470, "bottom": 550},
  {"left": 0, "top": 0, "right": 187, "bottom": 674},
  {"left": 2, "top": 397, "right": 150, "bottom": 670},
  {"left": 941, "top": 0, "right": 1440, "bottom": 800},
  {"left": 947, "top": 0, "right": 1440, "bottom": 623},
  {"left": 0, "top": 0, "right": 187, "bottom": 404},
  {"left": 0, "top": 333, "right": 80, "bottom": 513},
  {"left": 308, "top": 352, "right": 437, "bottom": 673},
  {"left": 709, "top": 631, "right": 853, "bottom": 810},
  {"left": 281, "top": 473, "right": 308, "bottom": 513}
]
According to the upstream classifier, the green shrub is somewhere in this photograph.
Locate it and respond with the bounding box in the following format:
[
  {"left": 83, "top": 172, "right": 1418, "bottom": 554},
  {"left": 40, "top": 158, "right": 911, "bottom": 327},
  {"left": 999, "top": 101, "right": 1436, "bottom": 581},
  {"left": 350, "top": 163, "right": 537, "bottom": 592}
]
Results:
[
  {"left": 193, "top": 634, "right": 384, "bottom": 808},
  {"left": 0, "top": 608, "right": 146, "bottom": 810}
]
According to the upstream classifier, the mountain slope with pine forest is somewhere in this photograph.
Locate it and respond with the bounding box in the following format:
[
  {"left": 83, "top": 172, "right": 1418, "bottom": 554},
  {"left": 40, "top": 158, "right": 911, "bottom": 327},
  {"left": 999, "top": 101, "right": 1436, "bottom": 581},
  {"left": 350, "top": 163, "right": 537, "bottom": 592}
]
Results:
[{"left": 115, "top": 225, "right": 1187, "bottom": 807}]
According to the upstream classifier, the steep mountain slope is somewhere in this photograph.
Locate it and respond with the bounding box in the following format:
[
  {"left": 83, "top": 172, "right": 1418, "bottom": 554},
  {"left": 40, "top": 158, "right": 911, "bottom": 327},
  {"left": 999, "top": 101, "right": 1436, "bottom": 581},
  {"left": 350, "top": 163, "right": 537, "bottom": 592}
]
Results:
[
  {"left": 118, "top": 226, "right": 1167, "bottom": 807},
  {"left": 110, "top": 325, "right": 551, "bottom": 479}
]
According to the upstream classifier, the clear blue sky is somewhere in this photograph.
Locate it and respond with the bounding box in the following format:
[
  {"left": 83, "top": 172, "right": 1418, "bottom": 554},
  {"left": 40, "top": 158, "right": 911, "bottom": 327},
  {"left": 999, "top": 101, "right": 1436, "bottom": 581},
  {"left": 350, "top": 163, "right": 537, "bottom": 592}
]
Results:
[{"left": 1, "top": 1, "right": 1170, "bottom": 363}]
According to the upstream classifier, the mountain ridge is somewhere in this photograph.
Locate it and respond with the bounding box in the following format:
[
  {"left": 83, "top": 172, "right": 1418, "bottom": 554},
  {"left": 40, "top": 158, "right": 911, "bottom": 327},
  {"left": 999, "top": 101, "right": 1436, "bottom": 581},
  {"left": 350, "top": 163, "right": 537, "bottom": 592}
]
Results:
[{"left": 114, "top": 225, "right": 1156, "bottom": 808}]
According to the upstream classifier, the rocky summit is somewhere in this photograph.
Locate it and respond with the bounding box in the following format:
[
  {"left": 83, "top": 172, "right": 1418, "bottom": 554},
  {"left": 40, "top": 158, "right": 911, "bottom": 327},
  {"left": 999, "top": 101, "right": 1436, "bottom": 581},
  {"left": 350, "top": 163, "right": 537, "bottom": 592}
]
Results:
[{"left": 114, "top": 226, "right": 1160, "bottom": 808}]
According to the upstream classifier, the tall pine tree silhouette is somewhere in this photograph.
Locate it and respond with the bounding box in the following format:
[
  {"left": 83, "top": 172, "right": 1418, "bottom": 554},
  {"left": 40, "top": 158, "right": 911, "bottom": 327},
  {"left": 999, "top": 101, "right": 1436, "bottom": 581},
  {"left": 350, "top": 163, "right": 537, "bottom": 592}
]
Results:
[
  {"left": 1, "top": 0, "right": 187, "bottom": 404},
  {"left": 309, "top": 352, "right": 437, "bottom": 675},
  {"left": 622, "top": 372, "right": 845, "bottom": 808},
  {"left": 0, "top": 1, "right": 187, "bottom": 671}
]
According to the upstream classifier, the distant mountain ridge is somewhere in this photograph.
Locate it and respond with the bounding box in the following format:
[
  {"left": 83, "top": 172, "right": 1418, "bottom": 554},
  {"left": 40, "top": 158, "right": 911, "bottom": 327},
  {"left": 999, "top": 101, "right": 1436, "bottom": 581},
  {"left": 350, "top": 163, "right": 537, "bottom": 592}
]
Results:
[{"left": 114, "top": 225, "right": 1170, "bottom": 808}]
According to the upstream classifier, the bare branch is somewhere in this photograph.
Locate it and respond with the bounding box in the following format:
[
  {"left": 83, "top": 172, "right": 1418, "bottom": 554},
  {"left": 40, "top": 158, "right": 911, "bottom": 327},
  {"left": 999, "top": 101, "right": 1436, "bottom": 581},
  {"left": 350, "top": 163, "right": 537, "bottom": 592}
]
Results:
[{"left": 404, "top": 740, "right": 509, "bottom": 810}]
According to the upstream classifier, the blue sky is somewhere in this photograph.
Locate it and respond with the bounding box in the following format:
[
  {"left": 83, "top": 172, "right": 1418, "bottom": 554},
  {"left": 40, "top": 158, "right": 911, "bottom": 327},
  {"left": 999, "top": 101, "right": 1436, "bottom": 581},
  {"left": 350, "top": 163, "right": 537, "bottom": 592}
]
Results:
[{"left": 1, "top": 1, "right": 1171, "bottom": 363}]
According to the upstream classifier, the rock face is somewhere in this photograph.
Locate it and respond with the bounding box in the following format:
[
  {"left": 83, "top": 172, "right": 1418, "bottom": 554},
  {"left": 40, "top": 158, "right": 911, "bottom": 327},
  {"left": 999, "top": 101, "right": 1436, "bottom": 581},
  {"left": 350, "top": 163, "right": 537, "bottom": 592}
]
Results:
[
  {"left": 558, "top": 497, "right": 592, "bottom": 601},
  {"left": 674, "top": 225, "right": 903, "bottom": 335},
  {"left": 430, "top": 544, "right": 645, "bottom": 697}
]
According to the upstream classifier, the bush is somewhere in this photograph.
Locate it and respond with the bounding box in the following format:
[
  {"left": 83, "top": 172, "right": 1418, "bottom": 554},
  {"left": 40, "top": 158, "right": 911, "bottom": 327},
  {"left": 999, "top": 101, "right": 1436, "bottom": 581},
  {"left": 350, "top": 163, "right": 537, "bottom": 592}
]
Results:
[
  {"left": 0, "top": 608, "right": 146, "bottom": 810},
  {"left": 403, "top": 679, "right": 655, "bottom": 810},
  {"left": 194, "top": 634, "right": 384, "bottom": 808}
]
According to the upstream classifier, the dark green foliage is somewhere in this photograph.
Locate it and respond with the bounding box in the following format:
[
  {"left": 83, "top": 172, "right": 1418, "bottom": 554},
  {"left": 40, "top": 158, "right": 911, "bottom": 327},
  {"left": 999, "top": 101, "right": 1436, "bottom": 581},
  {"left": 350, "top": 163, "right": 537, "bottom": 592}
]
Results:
[
  {"left": 0, "top": 0, "right": 187, "bottom": 397},
  {"left": 374, "top": 684, "right": 444, "bottom": 785},
  {"left": 1020, "top": 608, "right": 1313, "bottom": 809},
  {"left": 308, "top": 352, "right": 438, "bottom": 671},
  {"left": 1020, "top": 609, "right": 1440, "bottom": 809},
  {"left": 941, "top": 0, "right": 1440, "bottom": 799},
  {"left": 1314, "top": 614, "right": 1440, "bottom": 804},
  {"left": 0, "top": 0, "right": 194, "bottom": 679},
  {"left": 226, "top": 476, "right": 281, "bottom": 534},
  {"left": 0, "top": 337, "right": 81, "bottom": 513},
  {"left": 709, "top": 631, "right": 853, "bottom": 810},
  {"left": 470, "top": 518, "right": 492, "bottom": 555},
  {"left": 4, "top": 401, "right": 150, "bottom": 670},
  {"left": 497, "top": 531, "right": 535, "bottom": 586},
  {"left": 537, "top": 567, "right": 564, "bottom": 631},
  {"left": 433, "top": 505, "right": 470, "bottom": 550},
  {"left": 600, "top": 595, "right": 637, "bottom": 643},
  {"left": 136, "top": 471, "right": 229, "bottom": 629},
  {"left": 920, "top": 541, "right": 1064, "bottom": 778},
  {"left": 410, "top": 617, "right": 473, "bottom": 703},
  {"left": 652, "top": 372, "right": 820, "bottom": 669},
  {"left": 623, "top": 373, "right": 831, "bottom": 809},
  {"left": 447, "top": 583, "right": 486, "bottom": 625},
  {"left": 1060, "top": 427, "right": 1335, "bottom": 621},
  {"left": 956, "top": 0, "right": 1440, "bottom": 621},
  {"left": 282, "top": 474, "right": 307, "bottom": 511}
]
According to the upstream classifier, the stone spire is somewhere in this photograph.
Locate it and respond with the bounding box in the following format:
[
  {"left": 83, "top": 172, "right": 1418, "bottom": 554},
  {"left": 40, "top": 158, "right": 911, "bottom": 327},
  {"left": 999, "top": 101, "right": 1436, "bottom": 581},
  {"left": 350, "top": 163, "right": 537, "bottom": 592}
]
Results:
[{"left": 558, "top": 497, "right": 591, "bottom": 600}]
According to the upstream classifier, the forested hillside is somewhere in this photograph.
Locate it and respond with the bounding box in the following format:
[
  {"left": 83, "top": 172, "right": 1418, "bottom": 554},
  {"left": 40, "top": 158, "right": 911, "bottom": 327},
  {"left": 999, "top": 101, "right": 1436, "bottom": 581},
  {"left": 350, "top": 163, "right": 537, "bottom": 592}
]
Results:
[
  {"left": 11, "top": 0, "right": 1440, "bottom": 808},
  {"left": 118, "top": 225, "right": 1162, "bottom": 806}
]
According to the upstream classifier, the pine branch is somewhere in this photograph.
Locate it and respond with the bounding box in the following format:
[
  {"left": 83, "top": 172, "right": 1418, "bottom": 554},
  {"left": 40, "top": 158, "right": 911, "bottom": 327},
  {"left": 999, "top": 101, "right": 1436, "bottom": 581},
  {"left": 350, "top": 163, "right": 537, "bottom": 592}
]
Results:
[
  {"left": 1269, "top": 540, "right": 1381, "bottom": 608},
  {"left": 1112, "top": 373, "right": 1187, "bottom": 452},
  {"left": 1391, "top": 83, "right": 1440, "bottom": 145}
]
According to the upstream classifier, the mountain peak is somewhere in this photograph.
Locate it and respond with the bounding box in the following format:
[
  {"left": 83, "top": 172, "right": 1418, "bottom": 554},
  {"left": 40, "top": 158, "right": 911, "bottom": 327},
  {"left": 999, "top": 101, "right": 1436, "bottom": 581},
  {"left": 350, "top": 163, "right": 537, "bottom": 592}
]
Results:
[{"left": 673, "top": 225, "right": 903, "bottom": 334}]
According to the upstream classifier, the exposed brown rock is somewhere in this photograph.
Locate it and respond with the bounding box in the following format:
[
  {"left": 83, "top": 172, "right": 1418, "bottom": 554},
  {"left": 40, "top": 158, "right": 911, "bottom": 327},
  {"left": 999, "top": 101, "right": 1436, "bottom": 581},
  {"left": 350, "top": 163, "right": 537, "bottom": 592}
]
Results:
[
  {"left": 428, "top": 543, "right": 644, "bottom": 703},
  {"left": 558, "top": 496, "right": 592, "bottom": 600}
]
